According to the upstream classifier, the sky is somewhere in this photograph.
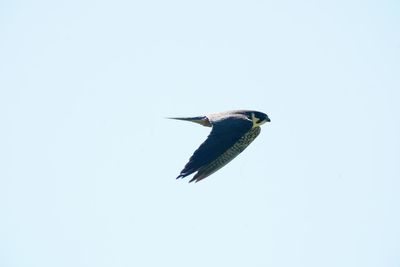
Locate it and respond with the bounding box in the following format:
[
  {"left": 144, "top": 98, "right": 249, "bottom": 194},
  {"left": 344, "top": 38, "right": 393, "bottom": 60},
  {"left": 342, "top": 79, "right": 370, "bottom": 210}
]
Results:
[{"left": 1, "top": 0, "right": 399, "bottom": 266}]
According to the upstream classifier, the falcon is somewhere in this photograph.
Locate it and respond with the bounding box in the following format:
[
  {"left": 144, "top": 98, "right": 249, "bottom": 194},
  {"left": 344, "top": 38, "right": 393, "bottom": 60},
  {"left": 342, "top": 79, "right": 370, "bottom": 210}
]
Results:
[{"left": 170, "top": 110, "right": 270, "bottom": 183}]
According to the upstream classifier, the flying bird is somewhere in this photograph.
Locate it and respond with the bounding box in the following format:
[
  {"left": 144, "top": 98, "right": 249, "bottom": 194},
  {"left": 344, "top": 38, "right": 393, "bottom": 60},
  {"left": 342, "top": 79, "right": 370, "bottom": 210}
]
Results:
[{"left": 170, "top": 110, "right": 270, "bottom": 183}]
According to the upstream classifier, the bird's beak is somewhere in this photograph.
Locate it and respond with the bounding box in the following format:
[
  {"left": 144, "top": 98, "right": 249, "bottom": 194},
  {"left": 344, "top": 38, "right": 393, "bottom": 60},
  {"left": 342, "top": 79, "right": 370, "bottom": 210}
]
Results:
[{"left": 266, "top": 117, "right": 271, "bottom": 122}]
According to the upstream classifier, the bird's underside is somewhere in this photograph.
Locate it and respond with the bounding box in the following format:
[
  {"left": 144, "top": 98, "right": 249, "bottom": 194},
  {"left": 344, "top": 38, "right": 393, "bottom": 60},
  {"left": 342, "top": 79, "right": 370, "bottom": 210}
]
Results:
[
  {"left": 171, "top": 110, "right": 270, "bottom": 183},
  {"left": 187, "top": 126, "right": 261, "bottom": 182}
]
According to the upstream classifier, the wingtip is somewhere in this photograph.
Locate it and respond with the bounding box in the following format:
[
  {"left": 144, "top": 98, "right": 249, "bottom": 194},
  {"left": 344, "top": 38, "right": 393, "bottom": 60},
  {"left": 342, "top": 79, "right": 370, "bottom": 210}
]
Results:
[
  {"left": 166, "top": 116, "right": 193, "bottom": 121},
  {"left": 188, "top": 175, "right": 204, "bottom": 183},
  {"left": 167, "top": 116, "right": 211, "bottom": 127}
]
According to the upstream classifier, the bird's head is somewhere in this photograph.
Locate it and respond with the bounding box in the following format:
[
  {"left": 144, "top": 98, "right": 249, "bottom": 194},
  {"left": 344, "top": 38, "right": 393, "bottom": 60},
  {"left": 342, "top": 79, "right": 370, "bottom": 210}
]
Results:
[{"left": 237, "top": 110, "right": 270, "bottom": 127}]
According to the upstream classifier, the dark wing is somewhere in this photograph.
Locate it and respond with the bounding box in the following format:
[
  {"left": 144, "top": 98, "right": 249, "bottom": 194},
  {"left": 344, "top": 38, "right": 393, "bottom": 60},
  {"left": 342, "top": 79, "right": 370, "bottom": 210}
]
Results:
[
  {"left": 189, "top": 126, "right": 261, "bottom": 183},
  {"left": 177, "top": 116, "right": 253, "bottom": 179}
]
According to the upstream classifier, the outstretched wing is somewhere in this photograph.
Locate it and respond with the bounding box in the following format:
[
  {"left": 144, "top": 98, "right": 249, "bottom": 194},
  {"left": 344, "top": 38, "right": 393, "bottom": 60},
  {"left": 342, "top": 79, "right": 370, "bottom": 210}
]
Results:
[
  {"left": 189, "top": 126, "right": 261, "bottom": 183},
  {"left": 177, "top": 115, "right": 253, "bottom": 179}
]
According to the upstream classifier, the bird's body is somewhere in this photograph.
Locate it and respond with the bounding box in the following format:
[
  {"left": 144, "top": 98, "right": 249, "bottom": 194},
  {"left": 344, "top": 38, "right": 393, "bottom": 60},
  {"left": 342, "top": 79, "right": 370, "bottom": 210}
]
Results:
[{"left": 170, "top": 110, "right": 270, "bottom": 183}]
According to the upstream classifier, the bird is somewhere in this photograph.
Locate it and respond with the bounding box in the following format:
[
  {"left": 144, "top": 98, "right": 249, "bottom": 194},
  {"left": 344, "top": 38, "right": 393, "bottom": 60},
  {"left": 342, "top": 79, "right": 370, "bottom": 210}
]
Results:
[{"left": 169, "top": 110, "right": 270, "bottom": 183}]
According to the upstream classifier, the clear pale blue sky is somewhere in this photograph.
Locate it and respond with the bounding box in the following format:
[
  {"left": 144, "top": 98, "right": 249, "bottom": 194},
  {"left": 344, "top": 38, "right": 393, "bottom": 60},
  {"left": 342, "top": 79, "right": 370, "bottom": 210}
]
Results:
[{"left": 1, "top": 0, "right": 399, "bottom": 266}]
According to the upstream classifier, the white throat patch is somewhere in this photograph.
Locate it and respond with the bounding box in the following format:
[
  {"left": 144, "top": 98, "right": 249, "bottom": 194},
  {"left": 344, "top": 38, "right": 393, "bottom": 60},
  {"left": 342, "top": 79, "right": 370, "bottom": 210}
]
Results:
[{"left": 251, "top": 113, "right": 266, "bottom": 127}]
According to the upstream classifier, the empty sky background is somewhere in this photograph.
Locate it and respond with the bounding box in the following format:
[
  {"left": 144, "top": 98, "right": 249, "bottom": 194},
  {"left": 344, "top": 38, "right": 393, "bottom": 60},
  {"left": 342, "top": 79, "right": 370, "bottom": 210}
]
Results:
[{"left": 1, "top": 0, "right": 399, "bottom": 266}]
